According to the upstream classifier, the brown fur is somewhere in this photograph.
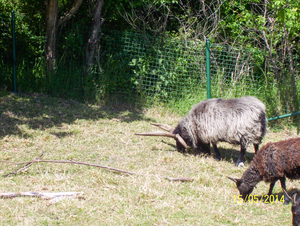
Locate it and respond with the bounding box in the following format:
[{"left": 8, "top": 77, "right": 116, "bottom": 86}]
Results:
[
  {"left": 228, "top": 138, "right": 300, "bottom": 204},
  {"left": 255, "top": 138, "right": 300, "bottom": 182}
]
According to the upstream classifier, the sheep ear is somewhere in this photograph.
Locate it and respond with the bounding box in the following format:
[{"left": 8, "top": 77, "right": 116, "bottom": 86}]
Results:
[{"left": 227, "top": 176, "right": 238, "bottom": 183}]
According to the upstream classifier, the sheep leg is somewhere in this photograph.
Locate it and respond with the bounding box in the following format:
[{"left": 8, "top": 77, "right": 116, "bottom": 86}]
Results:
[
  {"left": 203, "top": 143, "right": 211, "bottom": 155},
  {"left": 193, "top": 147, "right": 202, "bottom": 155},
  {"left": 253, "top": 144, "right": 259, "bottom": 154},
  {"left": 194, "top": 143, "right": 210, "bottom": 155},
  {"left": 212, "top": 143, "right": 221, "bottom": 161},
  {"left": 236, "top": 146, "right": 246, "bottom": 167},
  {"left": 267, "top": 181, "right": 277, "bottom": 196},
  {"left": 279, "top": 177, "right": 290, "bottom": 205}
]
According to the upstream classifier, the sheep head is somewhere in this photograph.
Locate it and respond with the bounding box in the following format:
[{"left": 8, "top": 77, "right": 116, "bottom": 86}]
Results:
[
  {"left": 227, "top": 177, "right": 254, "bottom": 200},
  {"left": 283, "top": 189, "right": 300, "bottom": 226},
  {"left": 292, "top": 194, "right": 300, "bottom": 226}
]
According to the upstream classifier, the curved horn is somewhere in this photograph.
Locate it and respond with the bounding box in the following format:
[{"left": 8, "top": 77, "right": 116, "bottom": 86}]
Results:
[
  {"left": 282, "top": 188, "right": 292, "bottom": 202},
  {"left": 151, "top": 123, "right": 175, "bottom": 133},
  {"left": 135, "top": 131, "right": 188, "bottom": 149},
  {"left": 135, "top": 131, "right": 177, "bottom": 138},
  {"left": 175, "top": 134, "right": 188, "bottom": 149},
  {"left": 227, "top": 176, "right": 238, "bottom": 183}
]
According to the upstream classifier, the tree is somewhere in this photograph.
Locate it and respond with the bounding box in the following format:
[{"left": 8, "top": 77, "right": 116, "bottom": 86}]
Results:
[
  {"left": 85, "top": 0, "right": 105, "bottom": 76},
  {"left": 219, "top": 0, "right": 300, "bottom": 118},
  {"left": 45, "top": 0, "right": 83, "bottom": 72},
  {"left": 119, "top": 0, "right": 224, "bottom": 42}
]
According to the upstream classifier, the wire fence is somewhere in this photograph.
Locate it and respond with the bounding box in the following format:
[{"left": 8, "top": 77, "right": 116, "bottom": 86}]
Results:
[
  {"left": 100, "top": 30, "right": 270, "bottom": 114},
  {"left": 1, "top": 12, "right": 300, "bottom": 124}
]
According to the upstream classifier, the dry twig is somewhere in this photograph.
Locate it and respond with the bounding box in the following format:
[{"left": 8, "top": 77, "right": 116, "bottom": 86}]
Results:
[
  {"left": 3, "top": 154, "right": 193, "bottom": 182},
  {"left": 0, "top": 191, "right": 83, "bottom": 199},
  {"left": 3, "top": 152, "right": 44, "bottom": 177}
]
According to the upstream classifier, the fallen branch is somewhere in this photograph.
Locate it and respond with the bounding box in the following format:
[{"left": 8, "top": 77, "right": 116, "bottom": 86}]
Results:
[
  {"left": 0, "top": 191, "right": 84, "bottom": 199},
  {"left": 16, "top": 159, "right": 137, "bottom": 175},
  {"left": 4, "top": 157, "right": 194, "bottom": 182},
  {"left": 0, "top": 191, "right": 84, "bottom": 205},
  {"left": 3, "top": 152, "right": 44, "bottom": 177},
  {"left": 166, "top": 177, "right": 194, "bottom": 182}
]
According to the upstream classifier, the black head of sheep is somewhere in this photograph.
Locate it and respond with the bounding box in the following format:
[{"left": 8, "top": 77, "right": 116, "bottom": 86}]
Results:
[
  {"left": 283, "top": 189, "right": 300, "bottom": 226},
  {"left": 292, "top": 194, "right": 300, "bottom": 226},
  {"left": 136, "top": 96, "right": 267, "bottom": 166}
]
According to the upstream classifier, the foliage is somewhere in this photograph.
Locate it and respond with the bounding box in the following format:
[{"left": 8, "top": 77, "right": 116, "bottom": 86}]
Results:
[
  {"left": 128, "top": 37, "right": 206, "bottom": 102},
  {"left": 0, "top": 0, "right": 300, "bottom": 124}
]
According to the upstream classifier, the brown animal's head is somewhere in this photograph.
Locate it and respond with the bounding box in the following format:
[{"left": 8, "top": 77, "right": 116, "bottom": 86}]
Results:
[
  {"left": 292, "top": 195, "right": 300, "bottom": 226},
  {"left": 227, "top": 177, "right": 254, "bottom": 200},
  {"left": 283, "top": 189, "right": 300, "bottom": 226}
]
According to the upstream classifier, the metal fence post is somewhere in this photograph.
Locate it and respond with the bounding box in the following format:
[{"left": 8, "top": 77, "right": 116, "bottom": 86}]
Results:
[
  {"left": 12, "top": 10, "right": 17, "bottom": 93},
  {"left": 206, "top": 39, "right": 211, "bottom": 99}
]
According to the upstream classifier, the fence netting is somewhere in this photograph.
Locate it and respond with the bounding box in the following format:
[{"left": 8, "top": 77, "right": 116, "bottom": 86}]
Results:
[
  {"left": 100, "top": 31, "right": 266, "bottom": 112},
  {"left": 1, "top": 13, "right": 300, "bottom": 123}
]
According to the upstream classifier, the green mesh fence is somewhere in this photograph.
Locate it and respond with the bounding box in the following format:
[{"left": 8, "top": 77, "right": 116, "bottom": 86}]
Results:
[
  {"left": 122, "top": 32, "right": 207, "bottom": 103},
  {"left": 100, "top": 31, "right": 265, "bottom": 113},
  {"left": 210, "top": 44, "right": 263, "bottom": 100},
  {"left": 100, "top": 30, "right": 299, "bottom": 121},
  {"left": 1, "top": 13, "right": 300, "bottom": 123},
  {"left": 100, "top": 31, "right": 208, "bottom": 113}
]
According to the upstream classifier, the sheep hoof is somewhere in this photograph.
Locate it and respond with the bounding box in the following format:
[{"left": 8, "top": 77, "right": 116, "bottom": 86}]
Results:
[
  {"left": 237, "top": 162, "right": 245, "bottom": 168},
  {"left": 215, "top": 156, "right": 221, "bottom": 161}
]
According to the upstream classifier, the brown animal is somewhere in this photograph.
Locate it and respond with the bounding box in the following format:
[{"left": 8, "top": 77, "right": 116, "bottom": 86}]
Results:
[{"left": 228, "top": 138, "right": 300, "bottom": 205}]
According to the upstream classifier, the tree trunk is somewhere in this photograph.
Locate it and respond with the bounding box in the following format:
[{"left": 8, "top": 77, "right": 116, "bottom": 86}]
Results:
[
  {"left": 45, "top": 0, "right": 58, "bottom": 72},
  {"left": 45, "top": 0, "right": 83, "bottom": 72},
  {"left": 85, "top": 0, "right": 105, "bottom": 75}
]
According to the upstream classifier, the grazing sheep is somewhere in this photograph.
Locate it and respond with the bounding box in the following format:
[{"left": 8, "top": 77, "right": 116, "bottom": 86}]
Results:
[
  {"left": 283, "top": 189, "right": 300, "bottom": 226},
  {"left": 292, "top": 195, "right": 300, "bottom": 226},
  {"left": 228, "top": 138, "right": 300, "bottom": 205},
  {"left": 136, "top": 96, "right": 267, "bottom": 166}
]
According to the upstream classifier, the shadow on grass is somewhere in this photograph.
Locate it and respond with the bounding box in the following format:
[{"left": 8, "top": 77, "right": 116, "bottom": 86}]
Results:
[
  {"left": 218, "top": 147, "right": 255, "bottom": 165},
  {"left": 0, "top": 91, "right": 151, "bottom": 138},
  {"left": 159, "top": 140, "right": 256, "bottom": 165}
]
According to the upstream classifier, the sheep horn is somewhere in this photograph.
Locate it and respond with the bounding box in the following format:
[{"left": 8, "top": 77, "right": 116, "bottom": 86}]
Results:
[
  {"left": 135, "top": 131, "right": 177, "bottom": 138},
  {"left": 135, "top": 131, "right": 188, "bottom": 149},
  {"left": 227, "top": 176, "right": 238, "bottom": 183},
  {"left": 282, "top": 188, "right": 292, "bottom": 201},
  {"left": 293, "top": 194, "right": 297, "bottom": 204},
  {"left": 151, "top": 123, "right": 175, "bottom": 133}
]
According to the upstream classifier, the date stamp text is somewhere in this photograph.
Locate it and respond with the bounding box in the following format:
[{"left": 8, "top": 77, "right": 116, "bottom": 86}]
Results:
[{"left": 234, "top": 194, "right": 285, "bottom": 204}]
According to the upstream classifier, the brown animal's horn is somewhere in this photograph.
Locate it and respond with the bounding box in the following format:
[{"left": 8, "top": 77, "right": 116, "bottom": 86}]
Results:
[
  {"left": 282, "top": 188, "right": 292, "bottom": 201},
  {"left": 294, "top": 194, "right": 298, "bottom": 204},
  {"left": 135, "top": 131, "right": 188, "bottom": 149},
  {"left": 227, "top": 176, "right": 238, "bottom": 183},
  {"left": 151, "top": 123, "right": 175, "bottom": 133}
]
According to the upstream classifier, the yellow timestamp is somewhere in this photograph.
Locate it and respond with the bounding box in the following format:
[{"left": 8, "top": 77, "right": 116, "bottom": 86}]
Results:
[{"left": 234, "top": 195, "right": 285, "bottom": 204}]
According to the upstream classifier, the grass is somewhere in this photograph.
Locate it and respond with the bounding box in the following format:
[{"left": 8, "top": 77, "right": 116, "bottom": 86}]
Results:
[{"left": 0, "top": 91, "right": 299, "bottom": 225}]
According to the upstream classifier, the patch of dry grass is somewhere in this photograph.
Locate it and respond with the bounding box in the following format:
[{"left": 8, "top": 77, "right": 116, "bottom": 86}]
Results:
[{"left": 0, "top": 92, "right": 298, "bottom": 225}]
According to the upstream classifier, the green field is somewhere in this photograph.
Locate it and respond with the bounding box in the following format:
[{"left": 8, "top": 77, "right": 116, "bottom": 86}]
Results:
[{"left": 0, "top": 92, "right": 297, "bottom": 225}]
